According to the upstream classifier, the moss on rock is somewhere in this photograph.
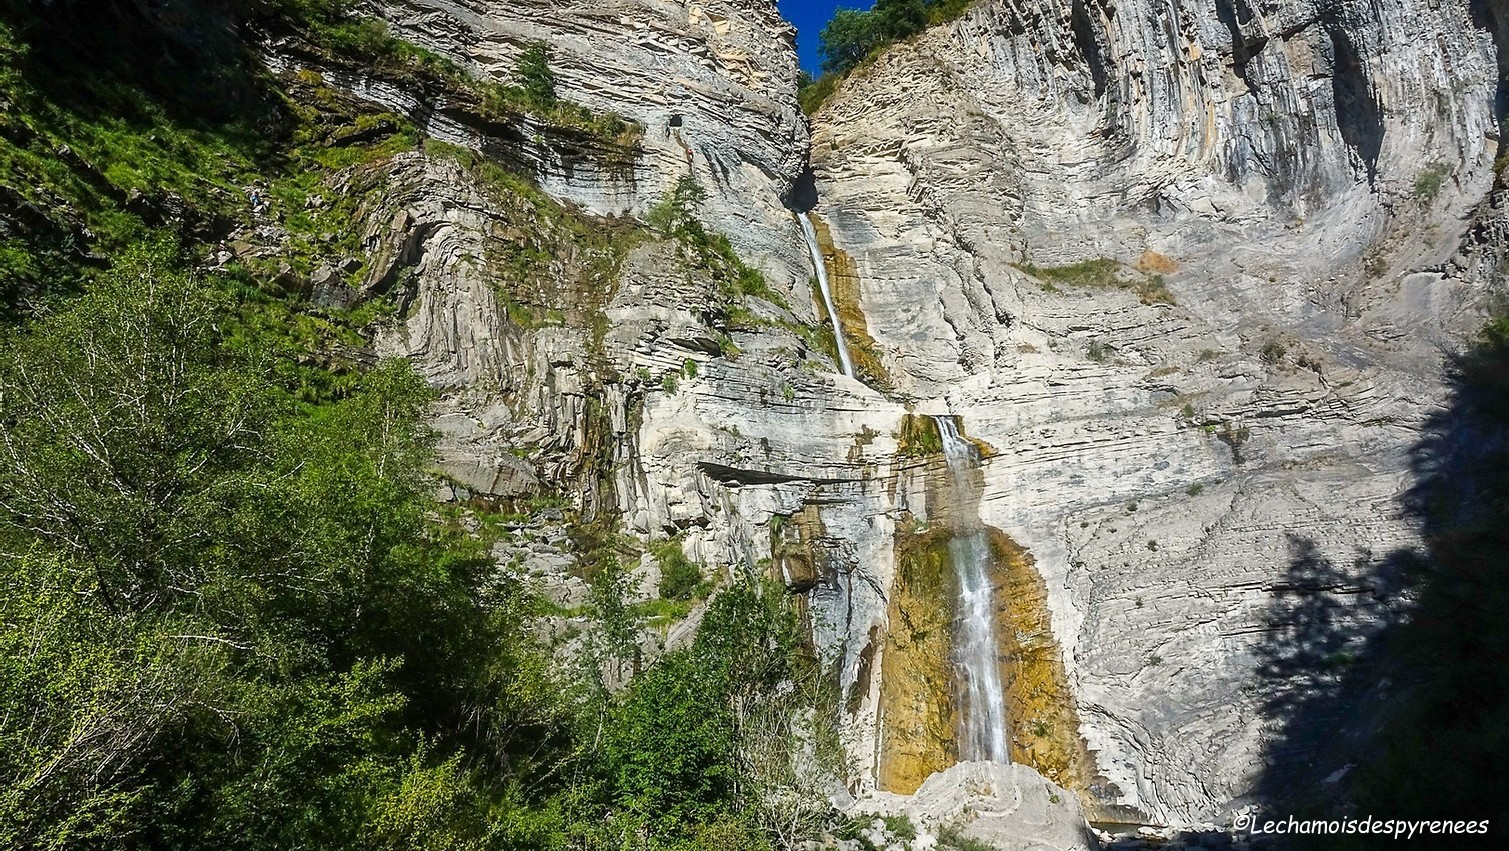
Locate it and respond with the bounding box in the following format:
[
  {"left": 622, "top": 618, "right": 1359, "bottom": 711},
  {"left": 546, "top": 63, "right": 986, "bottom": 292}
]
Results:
[{"left": 879, "top": 525, "right": 959, "bottom": 793}]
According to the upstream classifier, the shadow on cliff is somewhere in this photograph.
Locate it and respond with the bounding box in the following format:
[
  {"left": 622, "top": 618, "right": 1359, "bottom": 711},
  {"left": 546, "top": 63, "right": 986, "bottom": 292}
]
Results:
[
  {"left": 1247, "top": 318, "right": 1509, "bottom": 847},
  {"left": 3, "top": 0, "right": 278, "bottom": 127}
]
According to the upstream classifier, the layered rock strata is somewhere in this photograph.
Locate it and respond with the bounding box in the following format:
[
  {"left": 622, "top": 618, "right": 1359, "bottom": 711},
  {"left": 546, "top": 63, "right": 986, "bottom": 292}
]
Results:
[
  {"left": 375, "top": 0, "right": 815, "bottom": 287},
  {"left": 273, "top": 0, "right": 1509, "bottom": 831},
  {"left": 810, "top": 0, "right": 1506, "bottom": 824}
]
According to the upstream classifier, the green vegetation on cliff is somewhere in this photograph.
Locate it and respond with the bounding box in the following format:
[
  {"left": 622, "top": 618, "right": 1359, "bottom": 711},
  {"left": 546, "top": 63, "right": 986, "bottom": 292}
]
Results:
[
  {"left": 799, "top": 0, "right": 975, "bottom": 115},
  {"left": 268, "top": 0, "right": 639, "bottom": 145},
  {"left": 1016, "top": 258, "right": 1175, "bottom": 306},
  {"left": 0, "top": 2, "right": 836, "bottom": 849}
]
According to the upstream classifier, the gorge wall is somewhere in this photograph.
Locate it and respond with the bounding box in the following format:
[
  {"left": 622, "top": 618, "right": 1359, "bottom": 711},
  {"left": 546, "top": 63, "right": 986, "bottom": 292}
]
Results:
[
  {"left": 276, "top": 0, "right": 1509, "bottom": 831},
  {"left": 809, "top": 0, "right": 1506, "bottom": 823}
]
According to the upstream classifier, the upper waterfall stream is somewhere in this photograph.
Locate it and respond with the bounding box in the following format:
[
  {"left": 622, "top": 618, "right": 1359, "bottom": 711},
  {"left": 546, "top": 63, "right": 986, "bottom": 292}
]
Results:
[
  {"left": 798, "top": 212, "right": 855, "bottom": 379},
  {"left": 934, "top": 416, "right": 1011, "bottom": 763}
]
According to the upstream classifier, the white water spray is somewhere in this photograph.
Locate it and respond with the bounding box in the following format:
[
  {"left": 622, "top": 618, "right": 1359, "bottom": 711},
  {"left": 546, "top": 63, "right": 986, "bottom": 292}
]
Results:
[
  {"left": 933, "top": 415, "right": 1011, "bottom": 763},
  {"left": 798, "top": 212, "right": 855, "bottom": 378}
]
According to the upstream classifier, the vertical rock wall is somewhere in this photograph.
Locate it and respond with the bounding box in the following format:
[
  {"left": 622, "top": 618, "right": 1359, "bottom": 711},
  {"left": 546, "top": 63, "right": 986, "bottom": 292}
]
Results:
[
  {"left": 280, "top": 0, "right": 1509, "bottom": 829},
  {"left": 375, "top": 0, "right": 815, "bottom": 291},
  {"left": 809, "top": 0, "right": 1507, "bottom": 824}
]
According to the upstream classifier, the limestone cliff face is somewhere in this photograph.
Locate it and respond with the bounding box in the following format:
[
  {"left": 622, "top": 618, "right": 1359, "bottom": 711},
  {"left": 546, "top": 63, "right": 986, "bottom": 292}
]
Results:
[
  {"left": 374, "top": 0, "right": 813, "bottom": 284},
  {"left": 263, "top": 0, "right": 1509, "bottom": 832},
  {"left": 809, "top": 0, "right": 1506, "bottom": 824}
]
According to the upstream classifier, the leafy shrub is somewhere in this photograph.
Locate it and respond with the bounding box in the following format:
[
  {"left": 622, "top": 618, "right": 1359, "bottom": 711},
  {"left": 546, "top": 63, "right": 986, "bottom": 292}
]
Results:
[
  {"left": 799, "top": 0, "right": 977, "bottom": 113},
  {"left": 516, "top": 42, "right": 557, "bottom": 110},
  {"left": 817, "top": 0, "right": 967, "bottom": 74},
  {"left": 654, "top": 539, "right": 705, "bottom": 601},
  {"left": 646, "top": 175, "right": 710, "bottom": 237},
  {"left": 895, "top": 413, "right": 945, "bottom": 457},
  {"left": 601, "top": 582, "right": 802, "bottom": 841},
  {"left": 937, "top": 822, "right": 1001, "bottom": 851},
  {"left": 883, "top": 813, "right": 918, "bottom": 840},
  {"left": 0, "top": 253, "right": 569, "bottom": 847},
  {"left": 1413, "top": 162, "right": 1450, "bottom": 203},
  {"left": 798, "top": 71, "right": 841, "bottom": 116}
]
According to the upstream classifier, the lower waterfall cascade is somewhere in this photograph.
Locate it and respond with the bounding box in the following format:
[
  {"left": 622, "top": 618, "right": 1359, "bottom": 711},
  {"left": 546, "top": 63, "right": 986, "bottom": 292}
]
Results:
[{"left": 933, "top": 416, "right": 1012, "bottom": 764}]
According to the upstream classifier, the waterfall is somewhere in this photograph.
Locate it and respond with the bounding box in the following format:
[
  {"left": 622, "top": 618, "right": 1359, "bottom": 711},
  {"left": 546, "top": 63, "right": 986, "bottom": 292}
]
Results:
[
  {"left": 798, "top": 212, "right": 855, "bottom": 378},
  {"left": 933, "top": 415, "right": 1011, "bottom": 763}
]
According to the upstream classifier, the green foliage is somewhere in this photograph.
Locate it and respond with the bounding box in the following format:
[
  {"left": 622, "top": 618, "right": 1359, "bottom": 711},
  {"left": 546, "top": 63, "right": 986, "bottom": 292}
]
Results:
[
  {"left": 0, "top": 8, "right": 277, "bottom": 313},
  {"left": 882, "top": 813, "right": 918, "bottom": 840},
  {"left": 688, "top": 816, "right": 774, "bottom": 851},
  {"left": 800, "top": 0, "right": 976, "bottom": 113},
  {"left": 1021, "top": 258, "right": 1122, "bottom": 287},
  {"left": 516, "top": 42, "right": 558, "bottom": 111},
  {"left": 643, "top": 176, "right": 787, "bottom": 326},
  {"left": 0, "top": 548, "right": 209, "bottom": 846},
  {"left": 718, "top": 334, "right": 742, "bottom": 359},
  {"left": 653, "top": 538, "right": 706, "bottom": 601},
  {"left": 923, "top": 0, "right": 976, "bottom": 23},
  {"left": 895, "top": 413, "right": 944, "bottom": 457},
  {"left": 797, "top": 71, "right": 841, "bottom": 116},
  {"left": 646, "top": 175, "right": 711, "bottom": 238},
  {"left": 818, "top": 0, "right": 961, "bottom": 74},
  {"left": 586, "top": 546, "right": 640, "bottom": 674},
  {"left": 602, "top": 649, "right": 734, "bottom": 834},
  {"left": 1019, "top": 258, "right": 1175, "bottom": 305},
  {"left": 0, "top": 254, "right": 568, "bottom": 849},
  {"left": 0, "top": 7, "right": 839, "bottom": 848},
  {"left": 1260, "top": 339, "right": 1287, "bottom": 365},
  {"left": 1412, "top": 162, "right": 1450, "bottom": 203},
  {"left": 818, "top": 8, "right": 891, "bottom": 75},
  {"left": 724, "top": 248, "right": 787, "bottom": 307},
  {"left": 601, "top": 582, "right": 803, "bottom": 843}
]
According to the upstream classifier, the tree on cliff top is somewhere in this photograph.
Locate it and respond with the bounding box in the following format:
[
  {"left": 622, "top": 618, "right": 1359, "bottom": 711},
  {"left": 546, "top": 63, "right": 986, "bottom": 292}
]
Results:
[
  {"left": 809, "top": 0, "right": 974, "bottom": 103},
  {"left": 820, "top": 0, "right": 975, "bottom": 74}
]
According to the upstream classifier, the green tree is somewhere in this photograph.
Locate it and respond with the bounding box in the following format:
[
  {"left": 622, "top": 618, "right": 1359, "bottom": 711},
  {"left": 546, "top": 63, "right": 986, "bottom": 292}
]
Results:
[
  {"left": 517, "top": 42, "right": 557, "bottom": 110},
  {"left": 874, "top": 0, "right": 929, "bottom": 39},
  {"left": 654, "top": 539, "right": 703, "bottom": 601},
  {"left": 645, "top": 175, "right": 710, "bottom": 238},
  {"left": 0, "top": 549, "right": 216, "bottom": 847},
  {"left": 0, "top": 251, "right": 571, "bottom": 848},
  {"left": 815, "top": 0, "right": 970, "bottom": 77},
  {"left": 818, "top": 8, "right": 884, "bottom": 74},
  {"left": 599, "top": 582, "right": 812, "bottom": 844},
  {"left": 0, "top": 247, "right": 277, "bottom": 611}
]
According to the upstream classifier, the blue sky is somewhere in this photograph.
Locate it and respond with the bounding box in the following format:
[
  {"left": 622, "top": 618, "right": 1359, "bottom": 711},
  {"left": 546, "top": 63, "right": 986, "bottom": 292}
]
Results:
[{"left": 777, "top": 0, "right": 871, "bottom": 74}]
